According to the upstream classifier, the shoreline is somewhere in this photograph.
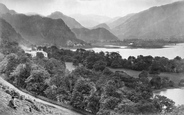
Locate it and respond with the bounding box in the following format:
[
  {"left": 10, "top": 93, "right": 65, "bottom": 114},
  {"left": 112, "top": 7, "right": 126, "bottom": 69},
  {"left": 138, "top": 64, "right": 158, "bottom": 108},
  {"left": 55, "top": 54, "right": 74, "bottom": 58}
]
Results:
[
  {"left": 62, "top": 42, "right": 183, "bottom": 50},
  {"left": 153, "top": 86, "right": 184, "bottom": 93}
]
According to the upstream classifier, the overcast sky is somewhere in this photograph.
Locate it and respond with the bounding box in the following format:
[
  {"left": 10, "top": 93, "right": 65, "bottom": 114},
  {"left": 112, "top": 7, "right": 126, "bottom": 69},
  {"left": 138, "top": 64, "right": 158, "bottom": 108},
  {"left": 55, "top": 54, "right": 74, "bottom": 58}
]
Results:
[{"left": 0, "top": 0, "right": 182, "bottom": 18}]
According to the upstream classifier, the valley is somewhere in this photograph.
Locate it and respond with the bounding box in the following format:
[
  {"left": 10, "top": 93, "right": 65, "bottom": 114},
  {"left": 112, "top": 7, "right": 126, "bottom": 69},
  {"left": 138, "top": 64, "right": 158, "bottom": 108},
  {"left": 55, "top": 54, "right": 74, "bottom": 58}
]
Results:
[{"left": 0, "top": 0, "right": 184, "bottom": 115}]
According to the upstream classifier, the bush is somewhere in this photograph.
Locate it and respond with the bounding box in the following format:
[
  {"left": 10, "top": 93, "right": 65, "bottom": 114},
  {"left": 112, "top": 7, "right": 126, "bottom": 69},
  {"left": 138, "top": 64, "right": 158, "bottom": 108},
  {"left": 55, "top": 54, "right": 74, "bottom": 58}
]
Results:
[{"left": 179, "top": 79, "right": 184, "bottom": 86}]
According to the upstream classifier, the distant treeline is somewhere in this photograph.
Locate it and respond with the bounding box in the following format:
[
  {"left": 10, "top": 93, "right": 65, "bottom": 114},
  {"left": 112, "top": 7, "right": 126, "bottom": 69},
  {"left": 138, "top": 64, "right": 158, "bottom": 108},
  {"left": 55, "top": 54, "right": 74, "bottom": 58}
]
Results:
[{"left": 41, "top": 46, "right": 184, "bottom": 74}]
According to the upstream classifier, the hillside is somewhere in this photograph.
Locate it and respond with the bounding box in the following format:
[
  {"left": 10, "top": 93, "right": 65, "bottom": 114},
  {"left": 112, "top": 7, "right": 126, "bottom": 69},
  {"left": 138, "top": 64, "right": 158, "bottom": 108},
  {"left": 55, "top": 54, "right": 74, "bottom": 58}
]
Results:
[
  {"left": 107, "top": 14, "right": 134, "bottom": 29},
  {"left": 0, "top": 18, "right": 27, "bottom": 45},
  {"left": 0, "top": 79, "right": 81, "bottom": 115},
  {"left": 1, "top": 13, "right": 86, "bottom": 47},
  {"left": 72, "top": 27, "right": 119, "bottom": 43},
  {"left": 48, "top": 11, "right": 83, "bottom": 29},
  {"left": 92, "top": 23, "right": 110, "bottom": 30},
  {"left": 112, "top": 1, "right": 184, "bottom": 41},
  {"left": 0, "top": 3, "right": 16, "bottom": 15}
]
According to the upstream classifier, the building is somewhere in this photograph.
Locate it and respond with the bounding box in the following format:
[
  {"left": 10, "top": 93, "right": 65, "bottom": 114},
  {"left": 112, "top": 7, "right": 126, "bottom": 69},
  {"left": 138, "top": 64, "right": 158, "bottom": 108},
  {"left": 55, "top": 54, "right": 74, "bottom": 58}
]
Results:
[{"left": 25, "top": 49, "right": 48, "bottom": 58}]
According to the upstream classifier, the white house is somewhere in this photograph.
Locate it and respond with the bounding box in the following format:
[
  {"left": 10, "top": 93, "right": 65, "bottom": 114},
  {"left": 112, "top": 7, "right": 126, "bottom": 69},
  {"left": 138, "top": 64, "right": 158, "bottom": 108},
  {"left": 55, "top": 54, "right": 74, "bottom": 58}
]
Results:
[{"left": 25, "top": 49, "right": 48, "bottom": 58}]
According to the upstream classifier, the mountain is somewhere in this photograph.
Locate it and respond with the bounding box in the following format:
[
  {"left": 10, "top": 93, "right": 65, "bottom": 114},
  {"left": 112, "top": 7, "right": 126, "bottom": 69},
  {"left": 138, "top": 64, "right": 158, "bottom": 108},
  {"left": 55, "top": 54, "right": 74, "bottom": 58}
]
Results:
[
  {"left": 112, "top": 1, "right": 184, "bottom": 41},
  {"left": 107, "top": 14, "right": 134, "bottom": 29},
  {"left": 0, "top": 3, "right": 16, "bottom": 15},
  {"left": 106, "top": 17, "right": 121, "bottom": 24},
  {"left": 1, "top": 13, "right": 86, "bottom": 47},
  {"left": 70, "top": 14, "right": 111, "bottom": 28},
  {"left": 0, "top": 18, "right": 26, "bottom": 44},
  {"left": 48, "top": 11, "right": 83, "bottom": 29},
  {"left": 72, "top": 27, "right": 119, "bottom": 43},
  {"left": 92, "top": 23, "right": 110, "bottom": 30}
]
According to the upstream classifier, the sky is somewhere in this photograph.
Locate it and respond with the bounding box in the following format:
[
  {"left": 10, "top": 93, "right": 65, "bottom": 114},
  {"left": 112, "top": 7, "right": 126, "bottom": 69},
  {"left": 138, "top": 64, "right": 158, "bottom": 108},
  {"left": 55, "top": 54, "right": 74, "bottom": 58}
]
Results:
[{"left": 0, "top": 0, "right": 182, "bottom": 18}]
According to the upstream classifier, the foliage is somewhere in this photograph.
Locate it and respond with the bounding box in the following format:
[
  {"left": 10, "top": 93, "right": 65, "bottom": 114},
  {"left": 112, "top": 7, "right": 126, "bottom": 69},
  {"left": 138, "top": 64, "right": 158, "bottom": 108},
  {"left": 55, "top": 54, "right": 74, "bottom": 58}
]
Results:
[
  {"left": 0, "top": 40, "right": 22, "bottom": 55},
  {"left": 0, "top": 44, "right": 180, "bottom": 115},
  {"left": 25, "top": 65, "right": 50, "bottom": 95},
  {"left": 0, "top": 53, "right": 19, "bottom": 77},
  {"left": 36, "top": 52, "right": 44, "bottom": 59},
  {"left": 10, "top": 63, "right": 31, "bottom": 88},
  {"left": 153, "top": 95, "right": 175, "bottom": 112},
  {"left": 93, "top": 60, "right": 107, "bottom": 71}
]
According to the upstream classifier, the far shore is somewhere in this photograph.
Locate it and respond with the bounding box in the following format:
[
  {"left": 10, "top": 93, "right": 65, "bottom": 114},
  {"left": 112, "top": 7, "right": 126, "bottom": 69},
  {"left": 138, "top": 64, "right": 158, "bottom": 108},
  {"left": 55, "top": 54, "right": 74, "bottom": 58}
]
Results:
[{"left": 61, "top": 42, "right": 182, "bottom": 50}]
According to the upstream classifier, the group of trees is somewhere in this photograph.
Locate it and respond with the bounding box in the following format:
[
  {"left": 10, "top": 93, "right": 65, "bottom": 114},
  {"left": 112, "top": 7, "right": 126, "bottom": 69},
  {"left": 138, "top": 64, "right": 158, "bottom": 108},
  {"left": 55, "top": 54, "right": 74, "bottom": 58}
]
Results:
[
  {"left": 0, "top": 43, "right": 179, "bottom": 115},
  {"left": 42, "top": 46, "right": 184, "bottom": 74}
]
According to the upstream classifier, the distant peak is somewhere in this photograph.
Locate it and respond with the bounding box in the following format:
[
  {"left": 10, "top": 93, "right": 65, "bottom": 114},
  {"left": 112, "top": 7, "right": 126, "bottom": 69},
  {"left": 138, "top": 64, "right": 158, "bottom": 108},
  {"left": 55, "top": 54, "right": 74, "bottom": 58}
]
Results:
[
  {"left": 51, "top": 11, "right": 64, "bottom": 15},
  {"left": 0, "top": 3, "right": 7, "bottom": 7},
  {"left": 0, "top": 3, "right": 8, "bottom": 10},
  {"left": 0, "top": 3, "right": 16, "bottom": 14}
]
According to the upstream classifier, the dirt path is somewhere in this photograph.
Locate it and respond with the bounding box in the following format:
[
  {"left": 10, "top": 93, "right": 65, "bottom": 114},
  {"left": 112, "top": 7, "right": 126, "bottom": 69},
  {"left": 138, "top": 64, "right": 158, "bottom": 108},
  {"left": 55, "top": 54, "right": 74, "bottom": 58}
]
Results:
[{"left": 0, "top": 77, "right": 82, "bottom": 115}]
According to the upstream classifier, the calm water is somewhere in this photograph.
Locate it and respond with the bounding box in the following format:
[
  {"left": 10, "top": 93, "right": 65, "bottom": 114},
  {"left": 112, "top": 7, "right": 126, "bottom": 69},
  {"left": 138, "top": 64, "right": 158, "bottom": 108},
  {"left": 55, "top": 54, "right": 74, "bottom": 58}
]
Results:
[
  {"left": 154, "top": 88, "right": 184, "bottom": 105},
  {"left": 86, "top": 43, "right": 184, "bottom": 59}
]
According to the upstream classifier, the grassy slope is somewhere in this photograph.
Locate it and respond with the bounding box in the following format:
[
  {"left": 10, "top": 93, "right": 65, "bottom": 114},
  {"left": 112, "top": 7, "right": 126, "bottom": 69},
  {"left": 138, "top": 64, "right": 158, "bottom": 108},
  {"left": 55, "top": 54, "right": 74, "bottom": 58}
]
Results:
[{"left": 0, "top": 81, "right": 81, "bottom": 115}]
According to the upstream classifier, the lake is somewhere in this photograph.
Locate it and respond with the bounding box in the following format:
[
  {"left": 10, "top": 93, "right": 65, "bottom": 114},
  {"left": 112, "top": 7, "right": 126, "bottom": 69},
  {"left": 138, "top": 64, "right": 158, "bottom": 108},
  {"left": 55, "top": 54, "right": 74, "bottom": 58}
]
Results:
[
  {"left": 154, "top": 88, "right": 184, "bottom": 105},
  {"left": 85, "top": 43, "right": 184, "bottom": 59}
]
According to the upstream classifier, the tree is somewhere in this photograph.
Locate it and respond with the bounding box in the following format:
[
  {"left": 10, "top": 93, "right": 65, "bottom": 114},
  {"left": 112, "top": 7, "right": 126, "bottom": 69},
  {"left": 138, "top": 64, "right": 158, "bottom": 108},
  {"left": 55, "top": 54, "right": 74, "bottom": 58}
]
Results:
[
  {"left": 87, "top": 95, "right": 100, "bottom": 114},
  {"left": 10, "top": 63, "right": 31, "bottom": 88},
  {"left": 149, "top": 61, "right": 161, "bottom": 74},
  {"left": 111, "top": 60, "right": 122, "bottom": 68},
  {"left": 25, "top": 65, "right": 50, "bottom": 95},
  {"left": 174, "top": 56, "right": 182, "bottom": 61},
  {"left": 100, "top": 96, "right": 120, "bottom": 110},
  {"left": 73, "top": 59, "right": 79, "bottom": 66},
  {"left": 116, "top": 98, "right": 136, "bottom": 113},
  {"left": 102, "top": 68, "right": 113, "bottom": 75},
  {"left": 139, "top": 70, "right": 149, "bottom": 78},
  {"left": 153, "top": 95, "right": 175, "bottom": 112},
  {"left": 84, "top": 54, "right": 103, "bottom": 69},
  {"left": 71, "top": 78, "right": 95, "bottom": 109},
  {"left": 44, "top": 58, "right": 66, "bottom": 77},
  {"left": 138, "top": 70, "right": 149, "bottom": 85},
  {"left": 162, "top": 77, "right": 171, "bottom": 88},
  {"left": 0, "top": 53, "right": 19, "bottom": 78},
  {"left": 150, "top": 76, "right": 162, "bottom": 89},
  {"left": 36, "top": 52, "right": 44, "bottom": 59},
  {"left": 93, "top": 60, "right": 107, "bottom": 71},
  {"left": 44, "top": 85, "right": 57, "bottom": 101},
  {"left": 137, "top": 101, "right": 158, "bottom": 113},
  {"left": 0, "top": 40, "right": 22, "bottom": 55}
]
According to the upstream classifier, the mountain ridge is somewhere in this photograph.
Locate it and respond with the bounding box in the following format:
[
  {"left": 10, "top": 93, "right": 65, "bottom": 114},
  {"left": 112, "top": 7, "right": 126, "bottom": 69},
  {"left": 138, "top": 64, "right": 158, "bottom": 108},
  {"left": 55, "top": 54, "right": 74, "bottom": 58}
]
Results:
[
  {"left": 0, "top": 3, "right": 87, "bottom": 47},
  {"left": 0, "top": 3, "right": 16, "bottom": 15},
  {"left": 48, "top": 11, "right": 83, "bottom": 29},
  {"left": 0, "top": 18, "right": 28, "bottom": 45},
  {"left": 92, "top": 23, "right": 110, "bottom": 30},
  {"left": 111, "top": 1, "right": 184, "bottom": 41},
  {"left": 72, "top": 27, "right": 119, "bottom": 43}
]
